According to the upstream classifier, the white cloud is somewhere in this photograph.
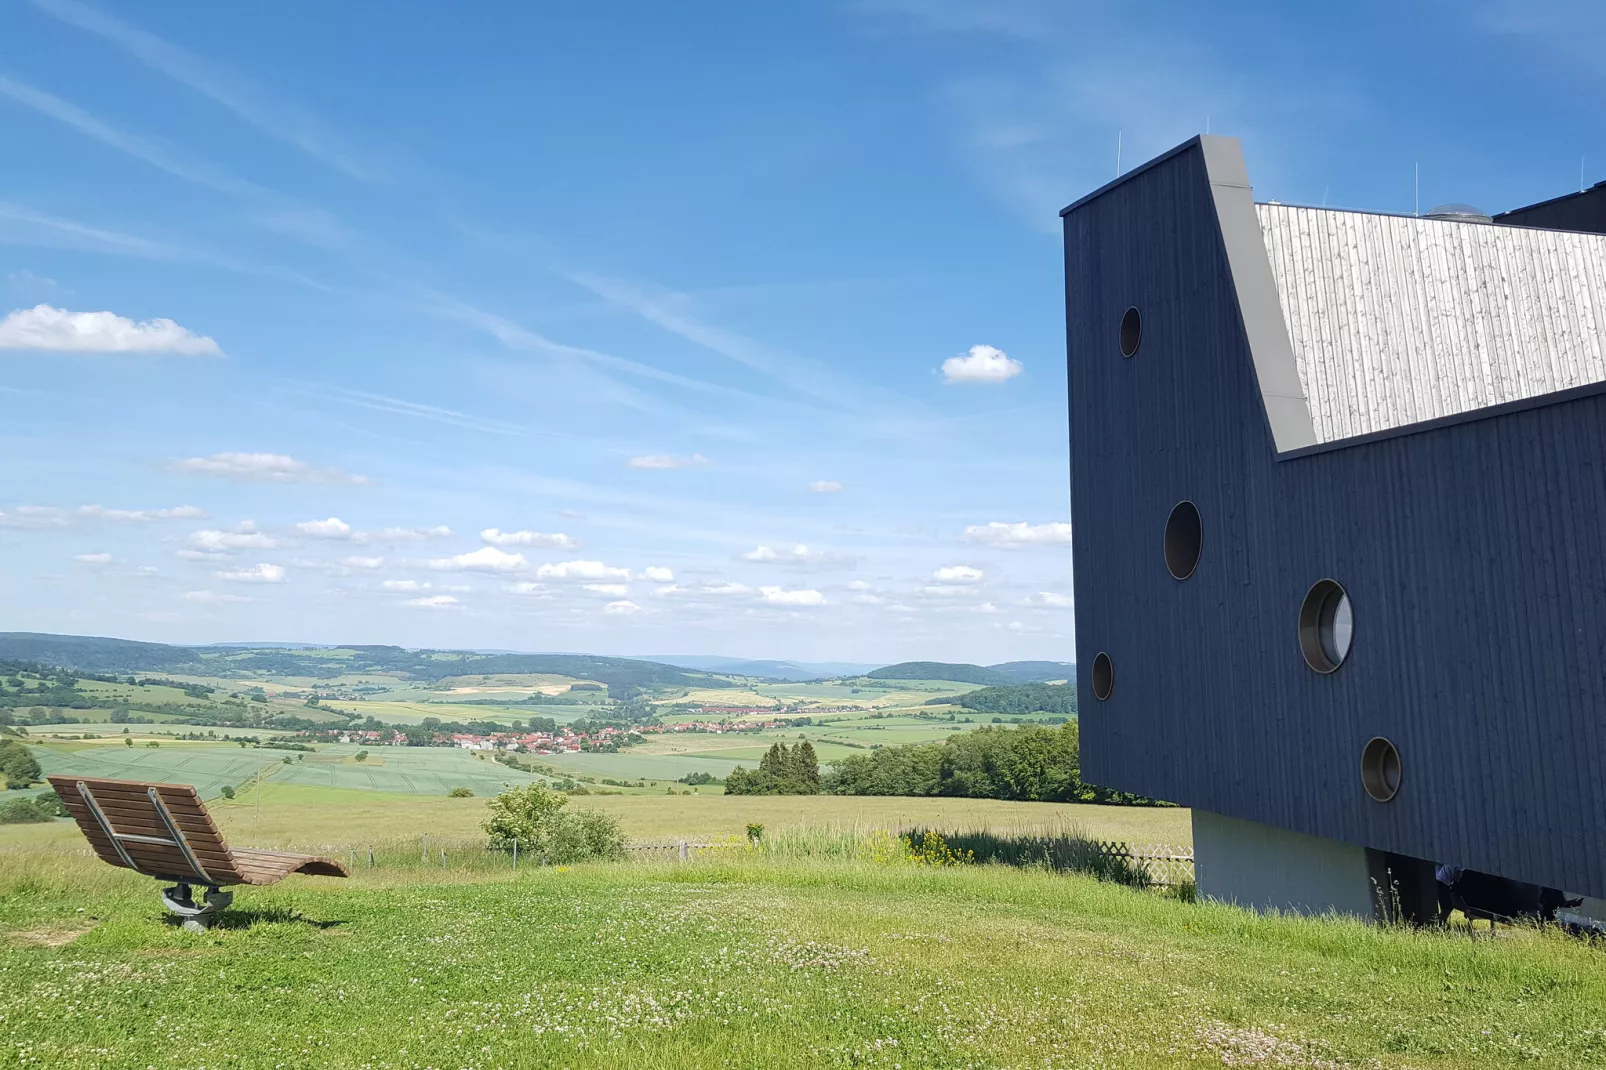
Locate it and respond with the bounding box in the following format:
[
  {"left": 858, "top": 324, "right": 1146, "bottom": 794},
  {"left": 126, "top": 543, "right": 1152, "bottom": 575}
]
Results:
[
  {"left": 808, "top": 480, "right": 844, "bottom": 493},
  {"left": 933, "top": 564, "right": 984, "bottom": 583},
  {"left": 652, "top": 584, "right": 689, "bottom": 598},
  {"left": 406, "top": 594, "right": 459, "bottom": 609},
  {"left": 296, "top": 516, "right": 352, "bottom": 538},
  {"left": 704, "top": 582, "right": 752, "bottom": 597},
  {"left": 0, "top": 303, "right": 221, "bottom": 354},
  {"left": 919, "top": 585, "right": 984, "bottom": 598},
  {"left": 741, "top": 543, "right": 854, "bottom": 570},
  {"left": 342, "top": 555, "right": 385, "bottom": 569},
  {"left": 536, "top": 559, "right": 631, "bottom": 581},
  {"left": 941, "top": 344, "right": 1023, "bottom": 383},
  {"left": 181, "top": 590, "right": 250, "bottom": 604},
  {"left": 74, "top": 552, "right": 112, "bottom": 565},
  {"left": 79, "top": 504, "right": 205, "bottom": 521},
  {"left": 176, "top": 549, "right": 227, "bottom": 561},
  {"left": 361, "top": 525, "right": 452, "bottom": 542},
  {"left": 507, "top": 581, "right": 548, "bottom": 595},
  {"left": 481, "top": 528, "right": 580, "bottom": 550},
  {"left": 758, "top": 586, "right": 825, "bottom": 606},
  {"left": 173, "top": 452, "right": 366, "bottom": 485},
  {"left": 381, "top": 579, "right": 426, "bottom": 591},
  {"left": 583, "top": 583, "right": 630, "bottom": 596},
  {"left": 847, "top": 579, "right": 874, "bottom": 591},
  {"left": 963, "top": 520, "right": 1073, "bottom": 547},
  {"left": 189, "top": 528, "right": 279, "bottom": 552},
  {"left": 641, "top": 566, "right": 674, "bottom": 582},
  {"left": 1028, "top": 591, "right": 1074, "bottom": 608},
  {"left": 627, "top": 452, "right": 711, "bottom": 470},
  {"left": 0, "top": 506, "right": 68, "bottom": 529},
  {"left": 851, "top": 593, "right": 884, "bottom": 605},
  {"left": 215, "top": 562, "right": 286, "bottom": 583},
  {"left": 424, "top": 546, "right": 527, "bottom": 573},
  {"left": 603, "top": 599, "right": 643, "bottom": 615}
]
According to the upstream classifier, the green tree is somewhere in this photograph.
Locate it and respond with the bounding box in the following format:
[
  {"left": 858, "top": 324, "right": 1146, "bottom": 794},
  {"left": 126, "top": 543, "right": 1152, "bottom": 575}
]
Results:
[
  {"left": 220, "top": 785, "right": 236, "bottom": 799},
  {"left": 354, "top": 750, "right": 369, "bottom": 763}
]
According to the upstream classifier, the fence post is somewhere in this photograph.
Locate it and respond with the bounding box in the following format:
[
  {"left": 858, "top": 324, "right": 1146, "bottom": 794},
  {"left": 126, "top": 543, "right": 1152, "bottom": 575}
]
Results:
[
  {"left": 368, "top": 845, "right": 374, "bottom": 868},
  {"left": 422, "top": 834, "right": 428, "bottom": 864},
  {"left": 513, "top": 840, "right": 519, "bottom": 868},
  {"left": 440, "top": 848, "right": 446, "bottom": 870},
  {"left": 679, "top": 840, "right": 689, "bottom": 862}
]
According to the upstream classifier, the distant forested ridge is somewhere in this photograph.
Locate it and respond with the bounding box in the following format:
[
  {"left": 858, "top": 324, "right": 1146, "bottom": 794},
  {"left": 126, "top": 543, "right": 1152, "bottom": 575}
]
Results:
[
  {"left": 0, "top": 633, "right": 732, "bottom": 693},
  {"left": 863, "top": 662, "right": 1011, "bottom": 685},
  {"left": 952, "top": 682, "right": 1077, "bottom": 716},
  {"left": 985, "top": 661, "right": 1076, "bottom": 684},
  {"left": 824, "top": 721, "right": 1162, "bottom": 805}
]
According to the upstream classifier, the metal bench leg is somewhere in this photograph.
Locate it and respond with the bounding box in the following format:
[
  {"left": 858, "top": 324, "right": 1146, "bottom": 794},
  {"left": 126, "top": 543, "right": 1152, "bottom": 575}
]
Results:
[{"left": 161, "top": 882, "right": 233, "bottom": 932}]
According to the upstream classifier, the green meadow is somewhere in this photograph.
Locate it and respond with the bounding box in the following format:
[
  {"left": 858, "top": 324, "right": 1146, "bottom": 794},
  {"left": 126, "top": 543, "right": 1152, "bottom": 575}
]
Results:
[{"left": 4, "top": 820, "right": 1604, "bottom": 1069}]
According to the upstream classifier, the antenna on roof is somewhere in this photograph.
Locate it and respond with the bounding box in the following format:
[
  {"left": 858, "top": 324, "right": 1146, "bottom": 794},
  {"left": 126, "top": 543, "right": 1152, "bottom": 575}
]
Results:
[
  {"left": 1115, "top": 131, "right": 1123, "bottom": 177},
  {"left": 1414, "top": 163, "right": 1420, "bottom": 217},
  {"left": 1584, "top": 156, "right": 1588, "bottom": 194}
]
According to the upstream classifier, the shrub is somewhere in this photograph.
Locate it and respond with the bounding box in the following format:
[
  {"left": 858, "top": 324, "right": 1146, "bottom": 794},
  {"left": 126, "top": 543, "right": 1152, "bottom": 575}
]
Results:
[
  {"left": 220, "top": 785, "right": 236, "bottom": 800},
  {"left": 746, "top": 822, "right": 765, "bottom": 842},
  {"left": 354, "top": 750, "right": 369, "bottom": 763},
  {"left": 0, "top": 797, "right": 48, "bottom": 824},
  {"left": 1, "top": 742, "right": 41, "bottom": 789},
  {"left": 448, "top": 787, "right": 474, "bottom": 798},
  {"left": 483, "top": 783, "right": 625, "bottom": 863},
  {"left": 30, "top": 790, "right": 68, "bottom": 818}
]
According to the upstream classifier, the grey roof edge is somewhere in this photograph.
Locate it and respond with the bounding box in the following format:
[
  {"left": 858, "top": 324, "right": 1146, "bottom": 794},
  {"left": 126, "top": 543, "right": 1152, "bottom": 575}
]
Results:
[
  {"left": 1198, "top": 136, "right": 1318, "bottom": 453},
  {"left": 1276, "top": 376, "right": 1606, "bottom": 461},
  {"left": 1059, "top": 136, "right": 1204, "bottom": 217}
]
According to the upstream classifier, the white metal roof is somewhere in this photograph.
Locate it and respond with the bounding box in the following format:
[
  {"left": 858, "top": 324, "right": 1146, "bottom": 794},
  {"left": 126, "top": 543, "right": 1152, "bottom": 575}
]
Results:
[{"left": 1256, "top": 203, "right": 1606, "bottom": 444}]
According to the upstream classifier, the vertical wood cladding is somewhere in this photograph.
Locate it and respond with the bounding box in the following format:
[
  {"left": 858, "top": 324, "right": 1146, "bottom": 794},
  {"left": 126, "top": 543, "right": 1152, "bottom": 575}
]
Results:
[{"left": 1066, "top": 140, "right": 1606, "bottom": 898}]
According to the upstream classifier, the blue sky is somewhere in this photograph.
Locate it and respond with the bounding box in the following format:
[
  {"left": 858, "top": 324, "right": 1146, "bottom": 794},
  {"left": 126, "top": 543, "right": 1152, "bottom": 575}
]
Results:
[{"left": 1, "top": 0, "right": 1601, "bottom": 662}]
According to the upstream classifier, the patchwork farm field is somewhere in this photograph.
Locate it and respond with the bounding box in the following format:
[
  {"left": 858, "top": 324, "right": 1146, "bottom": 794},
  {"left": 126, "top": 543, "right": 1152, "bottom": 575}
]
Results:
[{"left": 28, "top": 740, "right": 543, "bottom": 799}]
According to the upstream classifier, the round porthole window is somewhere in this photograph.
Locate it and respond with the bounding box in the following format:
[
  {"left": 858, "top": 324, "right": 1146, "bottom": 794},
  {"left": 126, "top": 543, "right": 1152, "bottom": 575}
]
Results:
[
  {"left": 1360, "top": 736, "right": 1402, "bottom": 802},
  {"left": 1091, "top": 651, "right": 1114, "bottom": 701},
  {"left": 1119, "top": 307, "right": 1142, "bottom": 357},
  {"left": 1298, "top": 579, "right": 1353, "bottom": 673},
  {"left": 1163, "top": 500, "right": 1202, "bottom": 580}
]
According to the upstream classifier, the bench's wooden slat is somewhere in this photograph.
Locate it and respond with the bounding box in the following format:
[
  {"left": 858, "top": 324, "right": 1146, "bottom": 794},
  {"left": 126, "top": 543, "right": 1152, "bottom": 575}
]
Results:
[{"left": 48, "top": 774, "right": 346, "bottom": 888}]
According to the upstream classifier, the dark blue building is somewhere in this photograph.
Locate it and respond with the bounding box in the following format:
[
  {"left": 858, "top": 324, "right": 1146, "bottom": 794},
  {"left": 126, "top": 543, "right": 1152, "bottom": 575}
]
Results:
[{"left": 1063, "top": 136, "right": 1606, "bottom": 916}]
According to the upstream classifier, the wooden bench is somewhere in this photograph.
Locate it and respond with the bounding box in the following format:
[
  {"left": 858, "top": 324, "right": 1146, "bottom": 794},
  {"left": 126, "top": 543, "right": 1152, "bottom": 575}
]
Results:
[{"left": 48, "top": 775, "right": 349, "bottom": 930}]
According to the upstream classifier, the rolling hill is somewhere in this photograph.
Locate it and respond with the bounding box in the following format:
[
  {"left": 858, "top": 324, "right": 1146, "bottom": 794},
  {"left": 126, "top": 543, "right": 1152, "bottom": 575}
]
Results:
[
  {"left": 0, "top": 633, "right": 733, "bottom": 692},
  {"left": 863, "top": 662, "right": 1012, "bottom": 685}
]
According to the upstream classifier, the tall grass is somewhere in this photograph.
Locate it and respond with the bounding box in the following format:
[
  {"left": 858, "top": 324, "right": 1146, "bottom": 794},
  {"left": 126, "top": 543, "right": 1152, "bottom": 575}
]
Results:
[{"left": 910, "top": 826, "right": 1156, "bottom": 888}]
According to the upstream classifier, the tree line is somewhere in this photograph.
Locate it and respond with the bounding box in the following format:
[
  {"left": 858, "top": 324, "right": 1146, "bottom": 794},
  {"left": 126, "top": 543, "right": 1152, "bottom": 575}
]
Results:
[{"left": 823, "top": 721, "right": 1163, "bottom": 805}]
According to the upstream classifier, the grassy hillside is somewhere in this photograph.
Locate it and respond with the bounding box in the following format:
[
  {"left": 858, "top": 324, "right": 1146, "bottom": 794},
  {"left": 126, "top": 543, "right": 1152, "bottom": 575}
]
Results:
[
  {"left": 2, "top": 839, "right": 1602, "bottom": 1068},
  {"left": 864, "top": 661, "right": 1010, "bottom": 685}
]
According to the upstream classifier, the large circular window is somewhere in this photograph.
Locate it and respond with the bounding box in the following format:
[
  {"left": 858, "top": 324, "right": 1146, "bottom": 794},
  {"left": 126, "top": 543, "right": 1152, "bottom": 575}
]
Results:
[
  {"left": 1163, "top": 500, "right": 1202, "bottom": 580},
  {"left": 1360, "top": 736, "right": 1401, "bottom": 802},
  {"left": 1298, "top": 579, "right": 1353, "bottom": 673},
  {"left": 1090, "top": 651, "right": 1114, "bottom": 701},
  {"left": 1119, "top": 307, "right": 1142, "bottom": 357}
]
